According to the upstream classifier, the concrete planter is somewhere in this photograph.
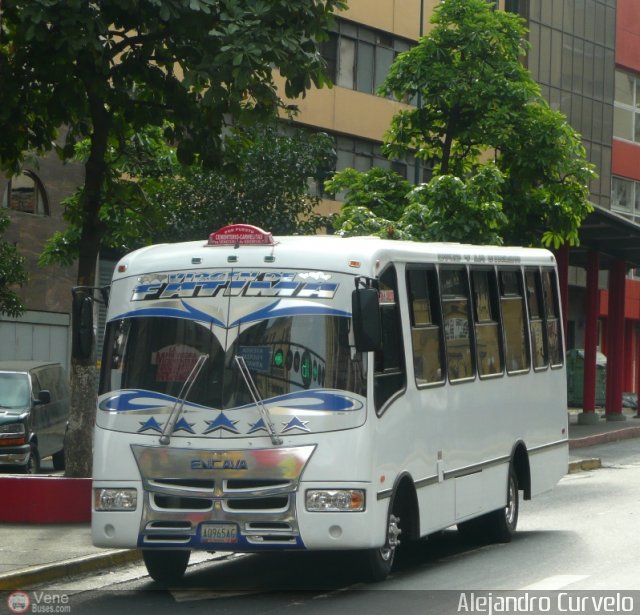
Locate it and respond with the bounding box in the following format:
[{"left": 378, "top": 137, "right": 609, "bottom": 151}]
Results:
[{"left": 0, "top": 476, "right": 91, "bottom": 523}]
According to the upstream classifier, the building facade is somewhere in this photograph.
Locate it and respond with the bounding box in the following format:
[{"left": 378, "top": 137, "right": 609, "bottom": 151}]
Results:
[{"left": 0, "top": 154, "right": 83, "bottom": 371}]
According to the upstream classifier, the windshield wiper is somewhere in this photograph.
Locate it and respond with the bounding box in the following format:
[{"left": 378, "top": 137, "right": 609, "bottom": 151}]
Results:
[
  {"left": 234, "top": 355, "right": 282, "bottom": 446},
  {"left": 159, "top": 354, "right": 208, "bottom": 445}
]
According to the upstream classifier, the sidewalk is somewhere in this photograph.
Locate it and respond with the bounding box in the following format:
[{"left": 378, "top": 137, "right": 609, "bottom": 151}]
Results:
[{"left": 1, "top": 408, "right": 638, "bottom": 591}]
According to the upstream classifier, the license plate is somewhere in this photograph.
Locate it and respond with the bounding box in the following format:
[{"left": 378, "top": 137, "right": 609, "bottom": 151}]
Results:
[{"left": 200, "top": 523, "right": 238, "bottom": 544}]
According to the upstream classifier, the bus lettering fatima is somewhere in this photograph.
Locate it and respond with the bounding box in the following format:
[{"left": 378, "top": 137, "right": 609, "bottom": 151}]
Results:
[{"left": 92, "top": 224, "right": 568, "bottom": 583}]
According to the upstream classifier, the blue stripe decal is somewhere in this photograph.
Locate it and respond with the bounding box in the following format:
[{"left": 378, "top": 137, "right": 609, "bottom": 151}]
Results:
[
  {"left": 229, "top": 300, "right": 350, "bottom": 328},
  {"left": 111, "top": 300, "right": 225, "bottom": 327},
  {"left": 99, "top": 389, "right": 363, "bottom": 414},
  {"left": 110, "top": 299, "right": 349, "bottom": 328},
  {"left": 99, "top": 390, "right": 209, "bottom": 413}
]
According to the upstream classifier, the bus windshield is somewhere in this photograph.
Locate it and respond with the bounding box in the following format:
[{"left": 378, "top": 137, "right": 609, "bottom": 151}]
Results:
[{"left": 100, "top": 314, "right": 366, "bottom": 410}]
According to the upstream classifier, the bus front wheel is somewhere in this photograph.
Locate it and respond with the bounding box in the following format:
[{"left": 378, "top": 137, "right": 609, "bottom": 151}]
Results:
[
  {"left": 361, "top": 506, "right": 402, "bottom": 582},
  {"left": 143, "top": 549, "right": 190, "bottom": 586}
]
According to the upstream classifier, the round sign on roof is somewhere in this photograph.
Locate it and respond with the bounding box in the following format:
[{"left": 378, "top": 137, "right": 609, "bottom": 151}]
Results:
[{"left": 207, "top": 224, "right": 274, "bottom": 246}]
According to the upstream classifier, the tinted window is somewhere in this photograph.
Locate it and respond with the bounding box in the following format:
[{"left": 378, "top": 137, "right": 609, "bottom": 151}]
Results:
[
  {"left": 471, "top": 269, "right": 504, "bottom": 377},
  {"left": 407, "top": 267, "right": 444, "bottom": 386},
  {"left": 374, "top": 266, "right": 405, "bottom": 410},
  {"left": 499, "top": 270, "right": 530, "bottom": 374},
  {"left": 440, "top": 268, "right": 474, "bottom": 381}
]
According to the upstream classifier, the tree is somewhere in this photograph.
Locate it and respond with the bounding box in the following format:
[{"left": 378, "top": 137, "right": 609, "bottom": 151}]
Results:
[
  {"left": 149, "top": 123, "right": 337, "bottom": 241},
  {"left": 40, "top": 122, "right": 337, "bottom": 256},
  {"left": 0, "top": 212, "right": 28, "bottom": 317},
  {"left": 333, "top": 0, "right": 595, "bottom": 248},
  {"left": 0, "top": 0, "right": 345, "bottom": 476}
]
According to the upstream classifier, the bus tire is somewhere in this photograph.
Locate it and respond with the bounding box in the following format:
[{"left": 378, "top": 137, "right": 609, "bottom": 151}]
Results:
[
  {"left": 458, "top": 465, "right": 519, "bottom": 544},
  {"left": 485, "top": 465, "right": 519, "bottom": 543},
  {"left": 456, "top": 515, "right": 488, "bottom": 543},
  {"left": 361, "top": 502, "right": 402, "bottom": 582},
  {"left": 143, "top": 549, "right": 190, "bottom": 585}
]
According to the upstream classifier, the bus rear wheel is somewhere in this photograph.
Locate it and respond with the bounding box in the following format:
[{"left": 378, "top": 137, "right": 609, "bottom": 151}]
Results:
[
  {"left": 485, "top": 465, "right": 519, "bottom": 543},
  {"left": 143, "top": 549, "right": 190, "bottom": 586},
  {"left": 457, "top": 465, "right": 519, "bottom": 544}
]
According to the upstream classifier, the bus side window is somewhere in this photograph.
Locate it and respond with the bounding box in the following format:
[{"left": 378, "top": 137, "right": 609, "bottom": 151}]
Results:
[
  {"left": 407, "top": 267, "right": 444, "bottom": 386},
  {"left": 471, "top": 269, "right": 504, "bottom": 377},
  {"left": 374, "top": 266, "right": 405, "bottom": 411},
  {"left": 440, "top": 267, "right": 475, "bottom": 382},
  {"left": 499, "top": 269, "right": 530, "bottom": 374},
  {"left": 541, "top": 269, "right": 564, "bottom": 367},
  {"left": 525, "top": 269, "right": 549, "bottom": 370}
]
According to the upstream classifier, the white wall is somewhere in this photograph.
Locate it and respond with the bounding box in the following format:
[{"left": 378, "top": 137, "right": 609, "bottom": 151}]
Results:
[{"left": 0, "top": 310, "right": 70, "bottom": 372}]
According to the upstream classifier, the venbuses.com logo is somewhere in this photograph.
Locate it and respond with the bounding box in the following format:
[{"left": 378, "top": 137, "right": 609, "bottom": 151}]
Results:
[{"left": 6, "top": 591, "right": 31, "bottom": 614}]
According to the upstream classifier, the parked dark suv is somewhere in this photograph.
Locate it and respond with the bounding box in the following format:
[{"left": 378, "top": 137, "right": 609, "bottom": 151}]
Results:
[{"left": 0, "top": 361, "right": 70, "bottom": 473}]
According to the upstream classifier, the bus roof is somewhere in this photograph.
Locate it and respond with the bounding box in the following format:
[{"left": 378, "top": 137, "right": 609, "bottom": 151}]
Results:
[{"left": 113, "top": 233, "right": 556, "bottom": 282}]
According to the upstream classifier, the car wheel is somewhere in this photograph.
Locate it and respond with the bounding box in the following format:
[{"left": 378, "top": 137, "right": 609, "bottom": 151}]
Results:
[
  {"left": 20, "top": 445, "right": 40, "bottom": 475},
  {"left": 52, "top": 448, "right": 65, "bottom": 471}
]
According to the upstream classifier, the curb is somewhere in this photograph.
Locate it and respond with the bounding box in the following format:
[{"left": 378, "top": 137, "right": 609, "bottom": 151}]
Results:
[
  {"left": 568, "top": 425, "right": 640, "bottom": 449},
  {"left": 568, "top": 457, "right": 602, "bottom": 474},
  {"left": 0, "top": 549, "right": 142, "bottom": 591}
]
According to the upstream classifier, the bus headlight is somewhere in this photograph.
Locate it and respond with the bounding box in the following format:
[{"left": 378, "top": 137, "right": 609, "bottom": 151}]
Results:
[
  {"left": 305, "top": 489, "right": 365, "bottom": 512},
  {"left": 94, "top": 488, "right": 138, "bottom": 511}
]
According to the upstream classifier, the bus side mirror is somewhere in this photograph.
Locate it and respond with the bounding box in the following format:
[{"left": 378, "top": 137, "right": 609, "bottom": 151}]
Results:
[{"left": 352, "top": 288, "right": 381, "bottom": 352}]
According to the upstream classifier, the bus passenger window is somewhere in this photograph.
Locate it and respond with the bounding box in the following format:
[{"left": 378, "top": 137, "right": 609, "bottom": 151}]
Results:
[
  {"left": 525, "top": 269, "right": 548, "bottom": 369},
  {"left": 471, "top": 269, "right": 503, "bottom": 377},
  {"left": 407, "top": 267, "right": 444, "bottom": 386},
  {"left": 374, "top": 266, "right": 405, "bottom": 411},
  {"left": 440, "top": 268, "right": 474, "bottom": 382},
  {"left": 499, "top": 270, "right": 530, "bottom": 374},
  {"left": 541, "top": 269, "right": 564, "bottom": 366}
]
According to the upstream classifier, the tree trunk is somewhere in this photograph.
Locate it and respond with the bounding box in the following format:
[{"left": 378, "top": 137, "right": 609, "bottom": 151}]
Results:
[
  {"left": 64, "top": 91, "right": 110, "bottom": 478},
  {"left": 65, "top": 361, "right": 98, "bottom": 477}
]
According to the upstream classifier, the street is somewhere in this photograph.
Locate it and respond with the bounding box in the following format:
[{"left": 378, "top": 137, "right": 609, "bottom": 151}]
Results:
[{"left": 26, "top": 438, "right": 640, "bottom": 615}]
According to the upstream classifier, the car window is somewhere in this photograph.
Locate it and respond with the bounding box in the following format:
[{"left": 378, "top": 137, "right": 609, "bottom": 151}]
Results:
[{"left": 0, "top": 373, "right": 30, "bottom": 408}]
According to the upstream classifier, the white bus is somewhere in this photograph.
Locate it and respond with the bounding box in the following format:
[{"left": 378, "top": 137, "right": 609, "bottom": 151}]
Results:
[{"left": 92, "top": 224, "right": 568, "bottom": 584}]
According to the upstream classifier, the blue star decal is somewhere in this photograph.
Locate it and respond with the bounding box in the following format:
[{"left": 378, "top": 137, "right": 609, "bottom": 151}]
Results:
[
  {"left": 173, "top": 417, "right": 195, "bottom": 434},
  {"left": 248, "top": 418, "right": 268, "bottom": 434},
  {"left": 138, "top": 417, "right": 164, "bottom": 433},
  {"left": 203, "top": 413, "right": 240, "bottom": 434},
  {"left": 281, "top": 416, "right": 310, "bottom": 433}
]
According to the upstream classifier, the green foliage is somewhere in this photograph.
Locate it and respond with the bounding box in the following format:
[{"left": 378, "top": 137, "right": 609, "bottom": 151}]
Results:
[
  {"left": 148, "top": 124, "right": 337, "bottom": 241},
  {"left": 39, "top": 123, "right": 337, "bottom": 262},
  {"left": 1, "top": 0, "right": 346, "bottom": 277},
  {"left": 325, "top": 167, "right": 412, "bottom": 221},
  {"left": 380, "top": 0, "right": 535, "bottom": 176},
  {"left": 332, "top": 164, "right": 508, "bottom": 245},
  {"left": 0, "top": 212, "right": 28, "bottom": 317},
  {"left": 335, "top": 0, "right": 595, "bottom": 248},
  {"left": 400, "top": 165, "right": 508, "bottom": 244}
]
